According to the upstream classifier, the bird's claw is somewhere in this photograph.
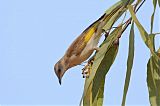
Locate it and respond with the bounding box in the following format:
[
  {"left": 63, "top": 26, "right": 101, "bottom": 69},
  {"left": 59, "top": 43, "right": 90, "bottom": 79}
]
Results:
[
  {"left": 82, "top": 67, "right": 90, "bottom": 78},
  {"left": 81, "top": 57, "right": 94, "bottom": 78}
]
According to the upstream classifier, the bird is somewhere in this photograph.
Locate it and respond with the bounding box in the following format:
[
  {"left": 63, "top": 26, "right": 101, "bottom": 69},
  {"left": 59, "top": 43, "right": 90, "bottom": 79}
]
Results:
[{"left": 54, "top": 13, "right": 107, "bottom": 85}]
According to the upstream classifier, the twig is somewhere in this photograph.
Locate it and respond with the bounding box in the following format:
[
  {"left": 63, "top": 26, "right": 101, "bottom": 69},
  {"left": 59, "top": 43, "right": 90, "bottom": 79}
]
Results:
[
  {"left": 152, "top": 32, "right": 160, "bottom": 35},
  {"left": 118, "top": 0, "right": 146, "bottom": 38},
  {"left": 136, "top": 0, "right": 146, "bottom": 13},
  {"left": 121, "top": 11, "right": 127, "bottom": 24}
]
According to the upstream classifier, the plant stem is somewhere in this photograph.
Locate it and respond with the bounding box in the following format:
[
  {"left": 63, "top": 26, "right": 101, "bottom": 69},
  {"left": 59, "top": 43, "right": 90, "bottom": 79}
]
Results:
[{"left": 118, "top": 0, "right": 146, "bottom": 38}]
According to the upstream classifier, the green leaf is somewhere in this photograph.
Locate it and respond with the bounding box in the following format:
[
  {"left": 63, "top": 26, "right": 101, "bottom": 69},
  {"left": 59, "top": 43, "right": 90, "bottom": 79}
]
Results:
[
  {"left": 153, "top": 0, "right": 158, "bottom": 8},
  {"left": 80, "top": 2, "right": 125, "bottom": 104},
  {"left": 128, "top": 6, "right": 160, "bottom": 106},
  {"left": 128, "top": 6, "right": 148, "bottom": 46},
  {"left": 151, "top": 0, "right": 157, "bottom": 34},
  {"left": 122, "top": 23, "right": 135, "bottom": 106},
  {"left": 103, "top": 7, "right": 126, "bottom": 31},
  {"left": 83, "top": 82, "right": 92, "bottom": 106},
  {"left": 102, "top": 0, "right": 134, "bottom": 32},
  {"left": 81, "top": 26, "right": 122, "bottom": 106},
  {"left": 102, "top": 1, "right": 124, "bottom": 32},
  {"left": 92, "top": 45, "right": 119, "bottom": 106},
  {"left": 104, "top": 1, "right": 122, "bottom": 15},
  {"left": 128, "top": 5, "right": 160, "bottom": 61},
  {"left": 158, "top": 0, "right": 160, "bottom": 7},
  {"left": 83, "top": 43, "right": 119, "bottom": 106},
  {"left": 121, "top": 0, "right": 135, "bottom": 5},
  {"left": 149, "top": 34, "right": 156, "bottom": 52},
  {"left": 158, "top": 48, "right": 160, "bottom": 54},
  {"left": 93, "top": 78, "right": 105, "bottom": 106},
  {"left": 147, "top": 54, "right": 160, "bottom": 106}
]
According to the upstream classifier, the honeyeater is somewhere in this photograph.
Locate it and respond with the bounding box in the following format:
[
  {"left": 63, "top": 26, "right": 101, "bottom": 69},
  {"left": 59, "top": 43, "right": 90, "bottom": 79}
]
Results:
[{"left": 54, "top": 13, "right": 107, "bottom": 84}]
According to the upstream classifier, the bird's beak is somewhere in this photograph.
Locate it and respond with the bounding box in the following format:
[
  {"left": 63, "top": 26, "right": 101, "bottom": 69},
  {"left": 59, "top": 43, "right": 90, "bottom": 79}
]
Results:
[
  {"left": 58, "top": 77, "right": 62, "bottom": 85},
  {"left": 57, "top": 71, "right": 63, "bottom": 85},
  {"left": 55, "top": 70, "right": 63, "bottom": 85}
]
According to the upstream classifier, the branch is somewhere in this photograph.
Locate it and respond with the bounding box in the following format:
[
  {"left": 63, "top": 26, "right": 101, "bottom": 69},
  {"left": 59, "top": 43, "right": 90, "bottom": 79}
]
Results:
[{"left": 118, "top": 0, "right": 146, "bottom": 38}]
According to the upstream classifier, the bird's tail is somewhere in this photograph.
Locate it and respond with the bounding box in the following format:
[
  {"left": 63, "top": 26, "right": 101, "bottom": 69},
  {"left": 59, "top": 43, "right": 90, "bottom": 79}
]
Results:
[{"left": 82, "top": 13, "right": 106, "bottom": 34}]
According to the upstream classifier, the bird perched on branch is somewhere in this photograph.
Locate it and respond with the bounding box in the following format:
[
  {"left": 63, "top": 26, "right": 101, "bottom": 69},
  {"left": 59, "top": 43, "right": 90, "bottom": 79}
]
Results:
[{"left": 54, "top": 13, "right": 107, "bottom": 85}]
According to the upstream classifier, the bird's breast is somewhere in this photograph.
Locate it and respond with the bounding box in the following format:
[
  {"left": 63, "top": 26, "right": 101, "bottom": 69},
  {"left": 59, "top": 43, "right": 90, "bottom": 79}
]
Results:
[{"left": 67, "top": 33, "right": 101, "bottom": 68}]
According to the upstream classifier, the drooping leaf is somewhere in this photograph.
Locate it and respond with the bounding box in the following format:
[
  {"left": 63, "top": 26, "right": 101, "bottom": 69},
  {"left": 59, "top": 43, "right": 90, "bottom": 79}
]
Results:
[
  {"left": 93, "top": 78, "right": 105, "bottom": 106},
  {"left": 121, "top": 0, "right": 135, "bottom": 5},
  {"left": 83, "top": 82, "right": 93, "bottom": 106},
  {"left": 102, "top": 0, "right": 134, "bottom": 32},
  {"left": 102, "top": 2, "right": 124, "bottom": 32},
  {"left": 81, "top": 26, "right": 122, "bottom": 106},
  {"left": 79, "top": 2, "right": 126, "bottom": 105},
  {"left": 122, "top": 23, "right": 135, "bottom": 106},
  {"left": 104, "top": 1, "right": 122, "bottom": 15},
  {"left": 147, "top": 58, "right": 157, "bottom": 106},
  {"left": 149, "top": 34, "right": 156, "bottom": 52},
  {"left": 150, "top": 10, "right": 155, "bottom": 34},
  {"left": 137, "top": 0, "right": 143, "bottom": 4},
  {"left": 128, "top": 5, "right": 160, "bottom": 61},
  {"left": 153, "top": 0, "right": 158, "bottom": 8},
  {"left": 92, "top": 44, "right": 119, "bottom": 106},
  {"left": 158, "top": 48, "right": 160, "bottom": 54},
  {"left": 83, "top": 44, "right": 119, "bottom": 106},
  {"left": 128, "top": 5, "right": 148, "bottom": 46},
  {"left": 158, "top": 0, "right": 160, "bottom": 7},
  {"left": 103, "top": 7, "right": 126, "bottom": 32},
  {"left": 151, "top": 0, "right": 157, "bottom": 34},
  {"left": 128, "top": 6, "right": 160, "bottom": 106},
  {"left": 147, "top": 54, "right": 160, "bottom": 106}
]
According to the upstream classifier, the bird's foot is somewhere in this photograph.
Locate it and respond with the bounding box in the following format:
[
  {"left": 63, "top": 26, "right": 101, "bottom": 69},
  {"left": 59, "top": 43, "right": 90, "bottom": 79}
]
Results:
[
  {"left": 82, "top": 67, "right": 90, "bottom": 78},
  {"left": 81, "top": 57, "right": 94, "bottom": 78}
]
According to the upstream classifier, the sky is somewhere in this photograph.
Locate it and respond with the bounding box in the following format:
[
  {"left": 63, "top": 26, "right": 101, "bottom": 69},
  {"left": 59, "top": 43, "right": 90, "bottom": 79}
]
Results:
[{"left": 0, "top": 0, "right": 160, "bottom": 105}]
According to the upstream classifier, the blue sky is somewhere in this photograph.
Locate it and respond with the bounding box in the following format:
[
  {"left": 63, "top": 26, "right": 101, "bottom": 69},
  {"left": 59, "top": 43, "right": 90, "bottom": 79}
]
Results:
[{"left": 0, "top": 0, "right": 160, "bottom": 105}]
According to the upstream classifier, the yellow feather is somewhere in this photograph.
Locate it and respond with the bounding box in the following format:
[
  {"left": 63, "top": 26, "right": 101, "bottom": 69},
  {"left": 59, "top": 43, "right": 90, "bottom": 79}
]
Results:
[{"left": 84, "top": 27, "right": 95, "bottom": 43}]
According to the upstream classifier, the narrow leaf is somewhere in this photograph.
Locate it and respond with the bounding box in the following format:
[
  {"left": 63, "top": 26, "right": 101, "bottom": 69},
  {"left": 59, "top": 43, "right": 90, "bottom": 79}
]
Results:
[
  {"left": 81, "top": 26, "right": 122, "bottom": 106},
  {"left": 83, "top": 45, "right": 119, "bottom": 106},
  {"left": 149, "top": 34, "right": 156, "bottom": 52},
  {"left": 128, "top": 5, "right": 160, "bottom": 61},
  {"left": 153, "top": 0, "right": 158, "bottom": 8},
  {"left": 121, "top": 0, "right": 134, "bottom": 4},
  {"left": 147, "top": 54, "right": 160, "bottom": 106},
  {"left": 150, "top": 11, "right": 155, "bottom": 34},
  {"left": 128, "top": 5, "right": 148, "bottom": 46},
  {"left": 104, "top": 1, "right": 122, "bottom": 14},
  {"left": 150, "top": 0, "right": 157, "bottom": 34},
  {"left": 92, "top": 44, "right": 119, "bottom": 106},
  {"left": 122, "top": 23, "right": 135, "bottom": 106},
  {"left": 158, "top": 48, "right": 160, "bottom": 54},
  {"left": 102, "top": 0, "right": 134, "bottom": 32},
  {"left": 103, "top": 7, "right": 126, "bottom": 31},
  {"left": 158, "top": 0, "right": 160, "bottom": 7},
  {"left": 102, "top": 2, "right": 124, "bottom": 32}
]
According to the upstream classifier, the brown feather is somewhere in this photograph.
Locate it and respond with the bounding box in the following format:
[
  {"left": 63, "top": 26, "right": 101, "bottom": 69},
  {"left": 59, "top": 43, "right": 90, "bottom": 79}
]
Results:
[{"left": 65, "top": 13, "right": 106, "bottom": 57}]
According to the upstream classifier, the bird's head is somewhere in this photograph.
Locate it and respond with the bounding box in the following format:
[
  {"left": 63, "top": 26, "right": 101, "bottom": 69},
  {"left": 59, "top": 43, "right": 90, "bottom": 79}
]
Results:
[{"left": 54, "top": 59, "right": 68, "bottom": 85}]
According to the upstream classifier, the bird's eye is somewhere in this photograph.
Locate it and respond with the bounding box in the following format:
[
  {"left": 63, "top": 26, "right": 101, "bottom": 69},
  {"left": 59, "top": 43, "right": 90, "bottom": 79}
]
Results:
[{"left": 58, "top": 69, "right": 61, "bottom": 73}]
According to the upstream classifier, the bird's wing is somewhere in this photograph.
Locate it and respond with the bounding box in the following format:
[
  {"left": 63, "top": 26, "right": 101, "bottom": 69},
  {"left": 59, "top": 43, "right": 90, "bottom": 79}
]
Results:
[
  {"left": 65, "top": 13, "right": 106, "bottom": 57},
  {"left": 65, "top": 31, "right": 90, "bottom": 57}
]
